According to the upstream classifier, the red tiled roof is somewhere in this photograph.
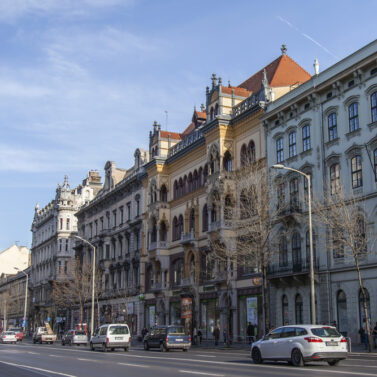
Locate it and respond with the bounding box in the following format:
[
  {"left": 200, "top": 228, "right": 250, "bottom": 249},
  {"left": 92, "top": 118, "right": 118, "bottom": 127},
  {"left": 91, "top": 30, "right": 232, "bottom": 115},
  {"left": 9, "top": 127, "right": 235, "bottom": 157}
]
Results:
[
  {"left": 221, "top": 86, "right": 250, "bottom": 97},
  {"left": 238, "top": 54, "right": 311, "bottom": 93},
  {"left": 160, "top": 131, "right": 182, "bottom": 140},
  {"left": 195, "top": 111, "right": 207, "bottom": 119},
  {"left": 181, "top": 122, "right": 195, "bottom": 136}
]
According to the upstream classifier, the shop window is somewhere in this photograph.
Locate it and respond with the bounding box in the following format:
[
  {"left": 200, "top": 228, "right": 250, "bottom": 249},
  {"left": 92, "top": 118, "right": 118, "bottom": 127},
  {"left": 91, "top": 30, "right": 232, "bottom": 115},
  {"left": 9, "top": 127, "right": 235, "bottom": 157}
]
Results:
[{"left": 359, "top": 288, "right": 371, "bottom": 330}]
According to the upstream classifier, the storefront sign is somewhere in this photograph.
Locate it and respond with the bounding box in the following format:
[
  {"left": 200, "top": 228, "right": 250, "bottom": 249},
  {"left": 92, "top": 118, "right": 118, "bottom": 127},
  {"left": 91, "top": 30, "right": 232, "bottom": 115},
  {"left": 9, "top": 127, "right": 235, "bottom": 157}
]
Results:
[
  {"left": 246, "top": 297, "right": 258, "bottom": 325},
  {"left": 181, "top": 298, "right": 192, "bottom": 319}
]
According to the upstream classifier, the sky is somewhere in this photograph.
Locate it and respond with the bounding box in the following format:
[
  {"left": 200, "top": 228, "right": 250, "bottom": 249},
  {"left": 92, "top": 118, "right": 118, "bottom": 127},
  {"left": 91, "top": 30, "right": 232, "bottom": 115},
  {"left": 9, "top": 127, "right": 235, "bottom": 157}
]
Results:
[{"left": 0, "top": 0, "right": 376, "bottom": 251}]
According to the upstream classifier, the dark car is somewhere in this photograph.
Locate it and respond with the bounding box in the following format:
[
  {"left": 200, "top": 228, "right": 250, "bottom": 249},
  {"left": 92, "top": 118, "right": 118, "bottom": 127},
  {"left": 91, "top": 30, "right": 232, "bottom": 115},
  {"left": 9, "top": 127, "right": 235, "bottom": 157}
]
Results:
[{"left": 143, "top": 325, "right": 191, "bottom": 352}]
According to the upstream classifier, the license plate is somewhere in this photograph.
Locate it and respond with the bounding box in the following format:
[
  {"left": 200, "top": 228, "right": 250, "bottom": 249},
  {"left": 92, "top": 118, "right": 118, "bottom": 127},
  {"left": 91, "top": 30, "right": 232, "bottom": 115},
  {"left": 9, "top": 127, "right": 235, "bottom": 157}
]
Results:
[
  {"left": 175, "top": 338, "right": 183, "bottom": 342},
  {"left": 326, "top": 341, "right": 338, "bottom": 346},
  {"left": 115, "top": 337, "right": 123, "bottom": 340}
]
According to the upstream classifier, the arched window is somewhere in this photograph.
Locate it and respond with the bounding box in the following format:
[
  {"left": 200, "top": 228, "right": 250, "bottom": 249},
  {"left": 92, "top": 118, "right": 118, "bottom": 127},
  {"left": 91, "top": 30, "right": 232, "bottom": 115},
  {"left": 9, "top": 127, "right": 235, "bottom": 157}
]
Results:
[
  {"left": 328, "top": 112, "right": 337, "bottom": 141},
  {"left": 337, "top": 290, "right": 348, "bottom": 336},
  {"left": 202, "top": 204, "right": 208, "bottom": 232},
  {"left": 223, "top": 151, "right": 232, "bottom": 172},
  {"left": 359, "top": 288, "right": 371, "bottom": 330},
  {"left": 371, "top": 91, "right": 377, "bottom": 123},
  {"left": 198, "top": 167, "right": 203, "bottom": 187},
  {"left": 224, "top": 195, "right": 233, "bottom": 220},
  {"left": 160, "top": 185, "right": 168, "bottom": 202},
  {"left": 178, "top": 215, "right": 184, "bottom": 238},
  {"left": 295, "top": 294, "right": 303, "bottom": 324},
  {"left": 173, "top": 217, "right": 179, "bottom": 241},
  {"left": 160, "top": 221, "right": 167, "bottom": 242},
  {"left": 211, "top": 204, "right": 217, "bottom": 223},
  {"left": 305, "top": 230, "right": 316, "bottom": 265},
  {"left": 189, "top": 254, "right": 196, "bottom": 281},
  {"left": 292, "top": 232, "right": 301, "bottom": 270},
  {"left": 193, "top": 170, "right": 199, "bottom": 190},
  {"left": 183, "top": 175, "right": 188, "bottom": 195},
  {"left": 174, "top": 181, "right": 178, "bottom": 199},
  {"left": 173, "top": 259, "right": 183, "bottom": 285},
  {"left": 189, "top": 208, "right": 195, "bottom": 232},
  {"left": 279, "top": 237, "right": 288, "bottom": 267},
  {"left": 179, "top": 178, "right": 183, "bottom": 197},
  {"left": 151, "top": 218, "right": 157, "bottom": 243},
  {"left": 214, "top": 103, "right": 219, "bottom": 116},
  {"left": 282, "top": 295, "right": 289, "bottom": 325},
  {"left": 188, "top": 173, "right": 193, "bottom": 193},
  {"left": 203, "top": 165, "right": 208, "bottom": 183},
  {"left": 240, "top": 144, "right": 247, "bottom": 166},
  {"left": 210, "top": 107, "right": 214, "bottom": 120},
  {"left": 348, "top": 102, "right": 359, "bottom": 132},
  {"left": 248, "top": 140, "right": 256, "bottom": 163}
]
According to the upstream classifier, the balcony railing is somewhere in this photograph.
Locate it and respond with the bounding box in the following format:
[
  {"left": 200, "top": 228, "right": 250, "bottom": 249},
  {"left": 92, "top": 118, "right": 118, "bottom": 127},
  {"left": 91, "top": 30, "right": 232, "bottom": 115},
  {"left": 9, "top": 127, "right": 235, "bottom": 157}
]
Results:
[
  {"left": 267, "top": 258, "right": 319, "bottom": 277},
  {"left": 182, "top": 230, "right": 195, "bottom": 243},
  {"left": 168, "top": 129, "right": 204, "bottom": 158}
]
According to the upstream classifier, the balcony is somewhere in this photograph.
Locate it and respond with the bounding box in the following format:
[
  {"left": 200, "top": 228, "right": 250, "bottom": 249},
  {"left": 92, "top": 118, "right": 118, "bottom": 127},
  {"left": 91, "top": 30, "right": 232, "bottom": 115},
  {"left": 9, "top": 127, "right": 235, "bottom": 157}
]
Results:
[
  {"left": 208, "top": 220, "right": 221, "bottom": 233},
  {"left": 267, "top": 259, "right": 320, "bottom": 282},
  {"left": 148, "top": 241, "right": 168, "bottom": 251},
  {"left": 181, "top": 230, "right": 196, "bottom": 244}
]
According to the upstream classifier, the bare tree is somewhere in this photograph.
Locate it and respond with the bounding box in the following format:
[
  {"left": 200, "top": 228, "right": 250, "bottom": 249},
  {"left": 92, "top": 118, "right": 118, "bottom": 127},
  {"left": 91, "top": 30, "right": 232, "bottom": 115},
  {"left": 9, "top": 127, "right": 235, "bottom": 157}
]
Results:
[
  {"left": 51, "top": 258, "right": 102, "bottom": 327},
  {"left": 209, "top": 160, "right": 282, "bottom": 336},
  {"left": 314, "top": 184, "right": 376, "bottom": 352}
]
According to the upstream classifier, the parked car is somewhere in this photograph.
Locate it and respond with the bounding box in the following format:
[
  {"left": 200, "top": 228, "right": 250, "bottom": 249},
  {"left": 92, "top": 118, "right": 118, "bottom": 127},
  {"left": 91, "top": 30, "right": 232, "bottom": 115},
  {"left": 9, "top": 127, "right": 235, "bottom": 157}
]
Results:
[
  {"left": 1, "top": 331, "right": 18, "bottom": 344},
  {"left": 32, "top": 326, "right": 57, "bottom": 344},
  {"left": 143, "top": 325, "right": 191, "bottom": 352},
  {"left": 251, "top": 325, "right": 348, "bottom": 367},
  {"left": 62, "top": 330, "right": 88, "bottom": 346},
  {"left": 8, "top": 327, "right": 24, "bottom": 342},
  {"left": 90, "top": 324, "right": 131, "bottom": 352}
]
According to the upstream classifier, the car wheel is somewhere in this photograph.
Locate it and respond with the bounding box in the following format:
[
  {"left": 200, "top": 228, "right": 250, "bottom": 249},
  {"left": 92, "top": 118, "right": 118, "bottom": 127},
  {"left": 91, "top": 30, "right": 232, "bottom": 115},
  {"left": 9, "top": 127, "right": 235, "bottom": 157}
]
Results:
[
  {"left": 124, "top": 347, "right": 129, "bottom": 352},
  {"left": 291, "top": 348, "right": 304, "bottom": 367},
  {"left": 182, "top": 348, "right": 188, "bottom": 352},
  {"left": 327, "top": 359, "right": 340, "bottom": 366},
  {"left": 144, "top": 342, "right": 149, "bottom": 351},
  {"left": 160, "top": 342, "right": 166, "bottom": 352},
  {"left": 102, "top": 343, "right": 108, "bottom": 352},
  {"left": 90, "top": 342, "right": 94, "bottom": 351},
  {"left": 251, "top": 347, "right": 263, "bottom": 364},
  {"left": 111, "top": 348, "right": 115, "bottom": 352}
]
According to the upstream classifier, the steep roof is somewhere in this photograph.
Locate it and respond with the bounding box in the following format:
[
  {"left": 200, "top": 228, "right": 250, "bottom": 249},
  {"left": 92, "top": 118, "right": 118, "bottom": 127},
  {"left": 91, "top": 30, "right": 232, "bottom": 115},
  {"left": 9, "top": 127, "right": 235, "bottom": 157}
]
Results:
[
  {"left": 221, "top": 86, "right": 251, "bottom": 97},
  {"left": 160, "top": 131, "right": 182, "bottom": 140},
  {"left": 181, "top": 122, "right": 195, "bottom": 136},
  {"left": 238, "top": 54, "right": 311, "bottom": 93}
]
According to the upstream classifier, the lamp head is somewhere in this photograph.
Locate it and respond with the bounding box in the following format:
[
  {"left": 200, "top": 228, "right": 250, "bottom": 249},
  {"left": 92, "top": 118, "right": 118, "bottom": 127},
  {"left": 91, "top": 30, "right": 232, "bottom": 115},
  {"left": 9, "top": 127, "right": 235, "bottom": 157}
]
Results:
[{"left": 272, "top": 164, "right": 285, "bottom": 169}]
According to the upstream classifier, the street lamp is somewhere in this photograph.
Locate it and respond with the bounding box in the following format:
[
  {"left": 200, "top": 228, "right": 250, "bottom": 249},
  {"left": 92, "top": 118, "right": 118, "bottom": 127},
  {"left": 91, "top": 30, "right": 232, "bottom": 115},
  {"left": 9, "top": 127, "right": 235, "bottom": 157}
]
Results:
[
  {"left": 14, "top": 267, "right": 28, "bottom": 333},
  {"left": 272, "top": 164, "right": 316, "bottom": 324},
  {"left": 73, "top": 235, "right": 96, "bottom": 337}
]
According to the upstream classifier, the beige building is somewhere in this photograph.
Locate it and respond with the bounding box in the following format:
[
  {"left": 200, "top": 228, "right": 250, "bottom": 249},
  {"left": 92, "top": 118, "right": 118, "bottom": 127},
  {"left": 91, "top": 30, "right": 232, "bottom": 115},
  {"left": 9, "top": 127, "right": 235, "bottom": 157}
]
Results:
[{"left": 0, "top": 244, "right": 30, "bottom": 275}]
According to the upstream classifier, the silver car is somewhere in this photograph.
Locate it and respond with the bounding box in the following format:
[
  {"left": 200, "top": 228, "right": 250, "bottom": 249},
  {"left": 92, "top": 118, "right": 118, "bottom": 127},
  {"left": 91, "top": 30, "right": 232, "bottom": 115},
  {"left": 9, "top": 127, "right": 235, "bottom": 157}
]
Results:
[
  {"left": 251, "top": 325, "right": 348, "bottom": 367},
  {"left": 61, "top": 330, "right": 88, "bottom": 346}
]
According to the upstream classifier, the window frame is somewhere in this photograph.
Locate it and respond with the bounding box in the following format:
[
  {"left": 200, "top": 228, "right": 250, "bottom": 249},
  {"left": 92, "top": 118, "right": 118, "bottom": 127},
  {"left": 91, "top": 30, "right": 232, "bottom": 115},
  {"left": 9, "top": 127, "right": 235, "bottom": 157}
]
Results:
[
  {"left": 330, "top": 163, "right": 340, "bottom": 195},
  {"left": 371, "top": 92, "right": 377, "bottom": 123},
  {"left": 351, "top": 155, "right": 363, "bottom": 188},
  {"left": 328, "top": 112, "right": 338, "bottom": 141},
  {"left": 288, "top": 131, "right": 297, "bottom": 158},
  {"left": 302, "top": 124, "right": 311, "bottom": 152},
  {"left": 348, "top": 102, "right": 359, "bottom": 132},
  {"left": 276, "top": 137, "right": 284, "bottom": 163}
]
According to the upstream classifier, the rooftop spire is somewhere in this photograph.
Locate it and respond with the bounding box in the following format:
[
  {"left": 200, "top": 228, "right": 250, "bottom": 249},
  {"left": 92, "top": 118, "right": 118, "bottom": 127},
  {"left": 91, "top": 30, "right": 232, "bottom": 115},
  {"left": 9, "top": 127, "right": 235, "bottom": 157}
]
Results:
[{"left": 281, "top": 44, "right": 287, "bottom": 55}]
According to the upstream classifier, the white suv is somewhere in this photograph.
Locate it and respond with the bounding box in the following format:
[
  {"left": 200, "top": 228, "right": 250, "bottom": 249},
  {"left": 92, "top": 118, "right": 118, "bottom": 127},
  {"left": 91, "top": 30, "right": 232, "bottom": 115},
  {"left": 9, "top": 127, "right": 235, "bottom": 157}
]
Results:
[
  {"left": 90, "top": 324, "right": 131, "bottom": 352},
  {"left": 251, "top": 325, "right": 348, "bottom": 367}
]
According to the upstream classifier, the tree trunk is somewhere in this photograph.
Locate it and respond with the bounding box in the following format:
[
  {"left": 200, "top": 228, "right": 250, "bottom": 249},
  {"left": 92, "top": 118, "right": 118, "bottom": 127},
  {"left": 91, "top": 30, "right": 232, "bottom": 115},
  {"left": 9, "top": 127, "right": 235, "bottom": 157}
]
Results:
[
  {"left": 262, "top": 265, "right": 270, "bottom": 334},
  {"left": 355, "top": 255, "right": 373, "bottom": 352}
]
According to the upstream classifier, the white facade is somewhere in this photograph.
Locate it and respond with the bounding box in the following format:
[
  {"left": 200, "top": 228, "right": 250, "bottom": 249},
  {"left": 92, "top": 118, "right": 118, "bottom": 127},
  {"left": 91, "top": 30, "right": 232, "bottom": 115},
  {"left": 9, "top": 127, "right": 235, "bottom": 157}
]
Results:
[
  {"left": 0, "top": 244, "right": 30, "bottom": 275},
  {"left": 263, "top": 39, "right": 377, "bottom": 343},
  {"left": 30, "top": 172, "right": 102, "bottom": 326}
]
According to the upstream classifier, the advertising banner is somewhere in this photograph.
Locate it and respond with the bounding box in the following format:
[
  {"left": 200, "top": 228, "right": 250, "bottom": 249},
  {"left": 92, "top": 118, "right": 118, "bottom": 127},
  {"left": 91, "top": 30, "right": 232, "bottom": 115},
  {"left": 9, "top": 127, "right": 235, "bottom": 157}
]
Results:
[
  {"left": 246, "top": 297, "right": 258, "bottom": 325},
  {"left": 181, "top": 298, "right": 192, "bottom": 319}
]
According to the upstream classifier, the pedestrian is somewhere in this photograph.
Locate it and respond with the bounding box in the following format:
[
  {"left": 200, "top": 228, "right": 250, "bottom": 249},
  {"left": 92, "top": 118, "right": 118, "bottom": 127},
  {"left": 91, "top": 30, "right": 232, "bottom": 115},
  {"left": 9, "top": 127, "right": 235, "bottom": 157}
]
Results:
[
  {"left": 197, "top": 329, "right": 202, "bottom": 345},
  {"left": 246, "top": 322, "right": 255, "bottom": 344},
  {"left": 373, "top": 322, "right": 377, "bottom": 349},
  {"left": 223, "top": 329, "right": 227, "bottom": 345},
  {"left": 213, "top": 326, "right": 220, "bottom": 346}
]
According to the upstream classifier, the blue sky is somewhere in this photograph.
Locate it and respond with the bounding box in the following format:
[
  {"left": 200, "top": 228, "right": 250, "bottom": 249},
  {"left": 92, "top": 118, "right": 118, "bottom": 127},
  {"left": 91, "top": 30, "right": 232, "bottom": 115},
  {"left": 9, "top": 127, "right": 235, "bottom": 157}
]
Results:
[{"left": 0, "top": 0, "right": 376, "bottom": 251}]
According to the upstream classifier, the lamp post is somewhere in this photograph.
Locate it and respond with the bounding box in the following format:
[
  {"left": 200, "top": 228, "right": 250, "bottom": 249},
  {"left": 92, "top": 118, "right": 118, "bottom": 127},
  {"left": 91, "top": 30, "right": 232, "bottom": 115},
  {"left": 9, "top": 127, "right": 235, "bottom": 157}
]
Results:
[
  {"left": 272, "top": 164, "right": 316, "bottom": 324},
  {"left": 73, "top": 235, "right": 96, "bottom": 337},
  {"left": 14, "top": 267, "right": 28, "bottom": 333}
]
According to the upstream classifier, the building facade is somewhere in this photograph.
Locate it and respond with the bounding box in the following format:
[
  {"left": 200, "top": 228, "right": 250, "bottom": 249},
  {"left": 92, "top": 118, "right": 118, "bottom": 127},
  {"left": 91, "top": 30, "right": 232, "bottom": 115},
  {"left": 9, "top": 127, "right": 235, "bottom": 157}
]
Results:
[
  {"left": 0, "top": 244, "right": 30, "bottom": 275},
  {"left": 263, "top": 39, "right": 377, "bottom": 343},
  {"left": 30, "top": 172, "right": 102, "bottom": 330}
]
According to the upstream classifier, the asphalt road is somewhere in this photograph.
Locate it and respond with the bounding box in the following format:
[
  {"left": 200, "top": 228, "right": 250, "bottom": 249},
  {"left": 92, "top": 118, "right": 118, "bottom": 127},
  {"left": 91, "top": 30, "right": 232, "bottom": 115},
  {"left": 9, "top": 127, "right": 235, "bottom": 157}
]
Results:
[{"left": 1, "top": 340, "right": 377, "bottom": 377}]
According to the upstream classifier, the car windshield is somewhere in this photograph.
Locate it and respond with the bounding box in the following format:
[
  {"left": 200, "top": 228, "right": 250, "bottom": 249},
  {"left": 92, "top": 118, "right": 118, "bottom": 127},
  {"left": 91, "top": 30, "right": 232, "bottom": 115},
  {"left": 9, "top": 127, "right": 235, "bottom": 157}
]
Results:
[
  {"left": 167, "top": 327, "right": 185, "bottom": 335},
  {"left": 4, "top": 332, "right": 14, "bottom": 335},
  {"left": 74, "top": 331, "right": 86, "bottom": 335},
  {"left": 311, "top": 327, "right": 341, "bottom": 338},
  {"left": 9, "top": 328, "right": 21, "bottom": 332},
  {"left": 109, "top": 326, "right": 129, "bottom": 335}
]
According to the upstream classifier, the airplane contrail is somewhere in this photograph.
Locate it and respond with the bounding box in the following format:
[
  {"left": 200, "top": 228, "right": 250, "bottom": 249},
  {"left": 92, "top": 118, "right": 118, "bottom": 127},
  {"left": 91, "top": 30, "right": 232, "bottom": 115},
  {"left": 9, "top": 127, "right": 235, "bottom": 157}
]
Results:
[{"left": 277, "top": 16, "right": 339, "bottom": 60}]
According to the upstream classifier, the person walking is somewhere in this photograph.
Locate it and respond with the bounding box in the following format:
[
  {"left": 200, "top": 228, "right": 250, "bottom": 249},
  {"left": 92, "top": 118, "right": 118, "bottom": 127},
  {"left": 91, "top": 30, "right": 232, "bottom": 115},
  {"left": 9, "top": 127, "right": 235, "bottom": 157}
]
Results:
[
  {"left": 213, "top": 326, "right": 220, "bottom": 346},
  {"left": 247, "top": 322, "right": 255, "bottom": 344}
]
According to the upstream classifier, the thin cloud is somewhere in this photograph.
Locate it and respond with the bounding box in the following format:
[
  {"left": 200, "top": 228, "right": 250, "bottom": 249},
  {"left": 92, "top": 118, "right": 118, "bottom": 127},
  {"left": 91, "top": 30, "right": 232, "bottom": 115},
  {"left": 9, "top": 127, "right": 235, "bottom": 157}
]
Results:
[{"left": 277, "top": 15, "right": 339, "bottom": 60}]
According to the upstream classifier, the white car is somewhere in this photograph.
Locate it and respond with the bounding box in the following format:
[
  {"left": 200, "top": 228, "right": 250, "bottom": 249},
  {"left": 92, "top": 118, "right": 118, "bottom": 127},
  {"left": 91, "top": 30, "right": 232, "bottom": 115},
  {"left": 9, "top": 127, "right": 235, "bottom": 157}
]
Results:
[
  {"left": 1, "top": 331, "right": 18, "bottom": 344},
  {"left": 90, "top": 324, "right": 131, "bottom": 352},
  {"left": 251, "top": 325, "right": 348, "bottom": 367}
]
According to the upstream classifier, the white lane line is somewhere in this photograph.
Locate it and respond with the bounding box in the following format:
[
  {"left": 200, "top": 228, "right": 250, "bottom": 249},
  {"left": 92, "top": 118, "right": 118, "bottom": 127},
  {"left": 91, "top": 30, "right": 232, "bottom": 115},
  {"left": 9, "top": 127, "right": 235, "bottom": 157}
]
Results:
[
  {"left": 117, "top": 362, "right": 150, "bottom": 368},
  {"left": 49, "top": 354, "right": 63, "bottom": 357},
  {"left": 27, "top": 351, "right": 39, "bottom": 355},
  {"left": 0, "top": 361, "right": 78, "bottom": 377},
  {"left": 77, "top": 358, "right": 96, "bottom": 362},
  {"left": 196, "top": 354, "right": 217, "bottom": 358},
  {"left": 179, "top": 370, "right": 224, "bottom": 377}
]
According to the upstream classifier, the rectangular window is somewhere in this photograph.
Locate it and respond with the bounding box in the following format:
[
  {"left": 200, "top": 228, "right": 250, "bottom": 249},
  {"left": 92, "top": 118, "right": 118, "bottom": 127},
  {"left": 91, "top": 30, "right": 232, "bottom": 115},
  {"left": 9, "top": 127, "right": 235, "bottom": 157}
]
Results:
[
  {"left": 328, "top": 113, "right": 337, "bottom": 141},
  {"left": 127, "top": 202, "right": 131, "bottom": 220},
  {"left": 64, "top": 261, "right": 68, "bottom": 274},
  {"left": 351, "top": 155, "right": 362, "bottom": 188},
  {"left": 135, "top": 231, "right": 139, "bottom": 251},
  {"left": 136, "top": 200, "right": 140, "bottom": 216},
  {"left": 59, "top": 239, "right": 62, "bottom": 252},
  {"left": 120, "top": 207, "right": 124, "bottom": 224},
  {"left": 95, "top": 220, "right": 98, "bottom": 236},
  {"left": 276, "top": 137, "right": 283, "bottom": 163},
  {"left": 371, "top": 92, "right": 377, "bottom": 123},
  {"left": 106, "top": 212, "right": 110, "bottom": 229},
  {"left": 119, "top": 239, "right": 123, "bottom": 257},
  {"left": 105, "top": 244, "right": 110, "bottom": 259},
  {"left": 330, "top": 163, "right": 340, "bottom": 195},
  {"left": 349, "top": 102, "right": 359, "bottom": 132},
  {"left": 374, "top": 148, "right": 377, "bottom": 181},
  {"left": 89, "top": 223, "right": 93, "bottom": 238},
  {"left": 100, "top": 217, "right": 104, "bottom": 231},
  {"left": 289, "top": 131, "right": 297, "bottom": 157},
  {"left": 65, "top": 238, "right": 69, "bottom": 251},
  {"left": 302, "top": 124, "right": 311, "bottom": 151},
  {"left": 66, "top": 218, "right": 70, "bottom": 230},
  {"left": 113, "top": 210, "right": 117, "bottom": 227},
  {"left": 290, "top": 178, "right": 299, "bottom": 209},
  {"left": 60, "top": 218, "right": 63, "bottom": 230},
  {"left": 303, "top": 173, "right": 312, "bottom": 202},
  {"left": 58, "top": 261, "right": 61, "bottom": 274}
]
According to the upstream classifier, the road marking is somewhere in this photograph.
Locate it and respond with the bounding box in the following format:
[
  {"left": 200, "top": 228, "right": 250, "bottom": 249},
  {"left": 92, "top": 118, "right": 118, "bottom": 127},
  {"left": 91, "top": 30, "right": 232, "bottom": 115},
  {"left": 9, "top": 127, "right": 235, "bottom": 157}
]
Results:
[
  {"left": 117, "top": 362, "right": 150, "bottom": 368},
  {"left": 0, "top": 361, "right": 78, "bottom": 377},
  {"left": 179, "top": 370, "right": 224, "bottom": 377},
  {"left": 27, "top": 351, "right": 39, "bottom": 354},
  {"left": 196, "top": 354, "right": 217, "bottom": 358},
  {"left": 77, "top": 358, "right": 96, "bottom": 362},
  {"left": 49, "top": 354, "right": 63, "bottom": 357}
]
